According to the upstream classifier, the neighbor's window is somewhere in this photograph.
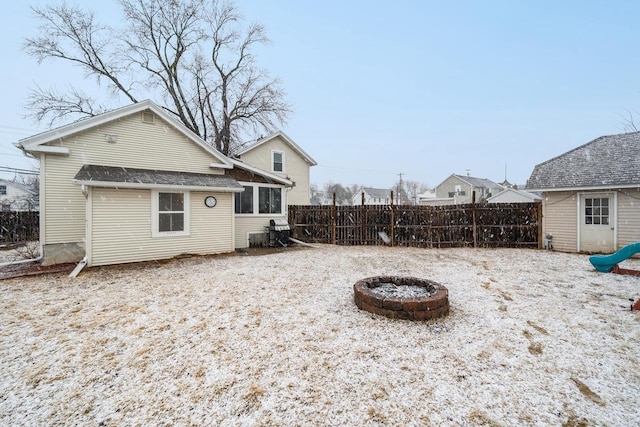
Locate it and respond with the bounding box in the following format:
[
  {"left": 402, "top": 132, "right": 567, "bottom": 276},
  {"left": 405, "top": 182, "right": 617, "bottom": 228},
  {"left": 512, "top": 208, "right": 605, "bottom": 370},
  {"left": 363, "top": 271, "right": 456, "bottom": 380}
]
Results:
[
  {"left": 272, "top": 151, "right": 284, "bottom": 172},
  {"left": 152, "top": 191, "right": 189, "bottom": 237},
  {"left": 0, "top": 185, "right": 6, "bottom": 195},
  {"left": 259, "top": 187, "right": 282, "bottom": 214},
  {"left": 234, "top": 186, "right": 254, "bottom": 214},
  {"left": 584, "top": 197, "right": 609, "bottom": 225}
]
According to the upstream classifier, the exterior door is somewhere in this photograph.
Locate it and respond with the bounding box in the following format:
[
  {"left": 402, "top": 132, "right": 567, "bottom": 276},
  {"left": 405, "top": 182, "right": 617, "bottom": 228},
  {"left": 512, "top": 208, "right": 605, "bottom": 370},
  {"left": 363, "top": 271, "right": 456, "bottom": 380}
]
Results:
[{"left": 579, "top": 193, "right": 615, "bottom": 253}]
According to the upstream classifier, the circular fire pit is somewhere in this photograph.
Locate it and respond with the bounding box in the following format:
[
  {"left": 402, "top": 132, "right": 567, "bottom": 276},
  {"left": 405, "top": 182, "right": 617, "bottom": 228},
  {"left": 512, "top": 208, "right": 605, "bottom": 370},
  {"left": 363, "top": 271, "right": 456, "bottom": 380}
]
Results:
[{"left": 354, "top": 276, "right": 449, "bottom": 321}]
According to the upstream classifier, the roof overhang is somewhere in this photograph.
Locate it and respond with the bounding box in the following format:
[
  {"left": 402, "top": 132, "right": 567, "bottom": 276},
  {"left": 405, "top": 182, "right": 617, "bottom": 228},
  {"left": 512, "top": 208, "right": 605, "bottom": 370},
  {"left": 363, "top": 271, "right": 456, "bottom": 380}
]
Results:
[
  {"left": 73, "top": 165, "right": 244, "bottom": 192},
  {"left": 229, "top": 158, "right": 293, "bottom": 186},
  {"left": 526, "top": 184, "right": 640, "bottom": 192}
]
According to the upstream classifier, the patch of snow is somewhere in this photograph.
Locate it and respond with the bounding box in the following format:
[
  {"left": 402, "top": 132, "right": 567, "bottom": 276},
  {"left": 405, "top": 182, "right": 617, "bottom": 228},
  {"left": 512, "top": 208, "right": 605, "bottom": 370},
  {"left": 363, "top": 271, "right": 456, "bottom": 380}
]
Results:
[{"left": 1, "top": 246, "right": 639, "bottom": 426}]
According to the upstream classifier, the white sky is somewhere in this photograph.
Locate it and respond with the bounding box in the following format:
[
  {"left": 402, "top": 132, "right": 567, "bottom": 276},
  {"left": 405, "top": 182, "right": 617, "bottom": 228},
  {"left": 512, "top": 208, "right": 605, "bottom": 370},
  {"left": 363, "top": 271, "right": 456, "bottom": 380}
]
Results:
[{"left": 1, "top": 0, "right": 639, "bottom": 188}]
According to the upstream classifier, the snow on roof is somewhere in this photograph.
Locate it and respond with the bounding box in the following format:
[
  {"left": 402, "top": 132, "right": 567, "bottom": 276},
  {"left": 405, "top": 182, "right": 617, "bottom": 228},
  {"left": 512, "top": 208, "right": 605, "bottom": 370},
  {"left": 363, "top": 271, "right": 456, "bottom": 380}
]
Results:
[{"left": 526, "top": 131, "right": 640, "bottom": 191}]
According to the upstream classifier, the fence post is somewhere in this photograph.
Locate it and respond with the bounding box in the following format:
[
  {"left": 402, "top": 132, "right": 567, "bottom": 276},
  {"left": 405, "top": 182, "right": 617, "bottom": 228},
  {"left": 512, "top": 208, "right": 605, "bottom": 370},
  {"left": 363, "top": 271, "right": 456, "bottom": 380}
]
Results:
[
  {"left": 331, "top": 192, "right": 337, "bottom": 244},
  {"left": 537, "top": 202, "right": 543, "bottom": 249},
  {"left": 390, "top": 190, "right": 395, "bottom": 247},
  {"left": 361, "top": 192, "right": 366, "bottom": 245},
  {"left": 472, "top": 191, "right": 477, "bottom": 248}
]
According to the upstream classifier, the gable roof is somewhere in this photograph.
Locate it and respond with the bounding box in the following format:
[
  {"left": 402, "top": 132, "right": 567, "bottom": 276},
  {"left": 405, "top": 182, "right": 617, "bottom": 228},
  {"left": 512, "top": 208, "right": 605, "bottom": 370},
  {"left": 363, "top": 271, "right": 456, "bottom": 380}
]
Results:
[
  {"left": 526, "top": 131, "right": 640, "bottom": 191},
  {"left": 357, "top": 187, "right": 392, "bottom": 199},
  {"left": 486, "top": 187, "right": 541, "bottom": 202},
  {"left": 237, "top": 131, "right": 317, "bottom": 166},
  {"left": 453, "top": 174, "right": 501, "bottom": 189},
  {"left": 16, "top": 100, "right": 233, "bottom": 169}
]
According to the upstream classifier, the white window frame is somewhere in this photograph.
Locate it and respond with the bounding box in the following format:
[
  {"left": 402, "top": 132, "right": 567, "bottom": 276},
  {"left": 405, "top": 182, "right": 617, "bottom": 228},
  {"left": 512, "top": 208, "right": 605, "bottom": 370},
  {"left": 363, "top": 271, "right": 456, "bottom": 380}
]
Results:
[
  {"left": 234, "top": 182, "right": 285, "bottom": 216},
  {"left": 151, "top": 190, "right": 190, "bottom": 237},
  {"left": 272, "top": 150, "right": 285, "bottom": 173}
]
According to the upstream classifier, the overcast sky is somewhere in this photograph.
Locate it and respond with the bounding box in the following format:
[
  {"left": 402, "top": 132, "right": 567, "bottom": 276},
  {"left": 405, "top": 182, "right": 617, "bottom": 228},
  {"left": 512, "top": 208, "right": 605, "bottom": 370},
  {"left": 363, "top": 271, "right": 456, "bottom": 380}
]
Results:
[{"left": 1, "top": 0, "right": 639, "bottom": 188}]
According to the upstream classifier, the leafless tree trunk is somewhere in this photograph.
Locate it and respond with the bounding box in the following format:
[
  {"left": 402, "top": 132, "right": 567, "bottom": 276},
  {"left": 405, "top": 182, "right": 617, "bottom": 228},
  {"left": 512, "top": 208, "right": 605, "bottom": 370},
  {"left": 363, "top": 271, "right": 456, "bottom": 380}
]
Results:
[{"left": 24, "top": 0, "right": 290, "bottom": 156}]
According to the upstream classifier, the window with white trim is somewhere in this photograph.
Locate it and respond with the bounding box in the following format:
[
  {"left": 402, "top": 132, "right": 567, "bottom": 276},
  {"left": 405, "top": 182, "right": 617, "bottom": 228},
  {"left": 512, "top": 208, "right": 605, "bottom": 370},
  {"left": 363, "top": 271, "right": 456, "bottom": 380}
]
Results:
[
  {"left": 584, "top": 197, "right": 609, "bottom": 225},
  {"left": 234, "top": 184, "right": 283, "bottom": 215},
  {"left": 259, "top": 187, "right": 282, "bottom": 214},
  {"left": 152, "top": 190, "right": 190, "bottom": 237},
  {"left": 272, "top": 151, "right": 284, "bottom": 172},
  {"left": 235, "top": 186, "right": 254, "bottom": 214},
  {"left": 0, "top": 185, "right": 6, "bottom": 195}
]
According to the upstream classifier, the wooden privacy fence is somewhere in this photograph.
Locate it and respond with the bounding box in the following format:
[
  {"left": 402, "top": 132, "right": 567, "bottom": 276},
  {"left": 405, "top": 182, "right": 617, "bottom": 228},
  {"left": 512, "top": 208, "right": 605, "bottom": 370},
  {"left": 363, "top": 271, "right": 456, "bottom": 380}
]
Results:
[
  {"left": 0, "top": 211, "right": 39, "bottom": 244},
  {"left": 288, "top": 202, "right": 542, "bottom": 248}
]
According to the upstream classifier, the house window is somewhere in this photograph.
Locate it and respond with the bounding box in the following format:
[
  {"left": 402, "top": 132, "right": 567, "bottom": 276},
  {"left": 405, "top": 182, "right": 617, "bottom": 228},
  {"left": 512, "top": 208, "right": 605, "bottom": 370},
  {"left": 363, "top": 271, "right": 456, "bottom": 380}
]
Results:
[
  {"left": 234, "top": 186, "right": 254, "bottom": 214},
  {"left": 259, "top": 187, "right": 282, "bottom": 214},
  {"left": 272, "top": 151, "right": 284, "bottom": 172},
  {"left": 584, "top": 197, "right": 609, "bottom": 225},
  {"left": 152, "top": 191, "right": 189, "bottom": 237},
  {"left": 0, "top": 185, "right": 6, "bottom": 195},
  {"left": 234, "top": 184, "right": 283, "bottom": 215}
]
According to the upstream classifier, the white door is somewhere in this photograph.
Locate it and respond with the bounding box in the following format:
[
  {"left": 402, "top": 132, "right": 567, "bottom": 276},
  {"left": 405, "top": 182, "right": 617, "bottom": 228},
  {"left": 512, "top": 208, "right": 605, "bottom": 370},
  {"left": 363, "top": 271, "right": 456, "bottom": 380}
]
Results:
[{"left": 579, "top": 193, "right": 615, "bottom": 253}]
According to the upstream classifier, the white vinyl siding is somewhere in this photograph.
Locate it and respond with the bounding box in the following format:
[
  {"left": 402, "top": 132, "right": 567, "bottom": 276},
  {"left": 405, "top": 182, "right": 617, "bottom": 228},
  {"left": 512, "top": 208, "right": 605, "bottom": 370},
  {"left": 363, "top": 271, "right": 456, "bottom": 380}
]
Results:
[
  {"left": 41, "top": 111, "right": 227, "bottom": 247},
  {"left": 542, "top": 191, "right": 577, "bottom": 252},
  {"left": 90, "top": 188, "right": 233, "bottom": 266},
  {"left": 617, "top": 189, "right": 640, "bottom": 248}
]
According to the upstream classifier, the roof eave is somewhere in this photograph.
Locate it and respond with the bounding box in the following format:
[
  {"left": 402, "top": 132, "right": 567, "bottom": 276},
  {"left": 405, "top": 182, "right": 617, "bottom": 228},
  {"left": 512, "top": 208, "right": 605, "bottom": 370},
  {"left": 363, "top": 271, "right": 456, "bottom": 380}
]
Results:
[
  {"left": 73, "top": 179, "right": 244, "bottom": 192},
  {"left": 527, "top": 183, "right": 640, "bottom": 192}
]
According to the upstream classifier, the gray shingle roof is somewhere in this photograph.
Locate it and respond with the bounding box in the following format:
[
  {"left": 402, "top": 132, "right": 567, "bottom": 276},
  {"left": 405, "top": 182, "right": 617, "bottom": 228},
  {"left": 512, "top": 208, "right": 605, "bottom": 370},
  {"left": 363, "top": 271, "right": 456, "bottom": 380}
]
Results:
[
  {"left": 74, "top": 165, "right": 243, "bottom": 190},
  {"left": 360, "top": 187, "right": 392, "bottom": 199},
  {"left": 454, "top": 175, "right": 500, "bottom": 189},
  {"left": 526, "top": 132, "right": 640, "bottom": 190}
]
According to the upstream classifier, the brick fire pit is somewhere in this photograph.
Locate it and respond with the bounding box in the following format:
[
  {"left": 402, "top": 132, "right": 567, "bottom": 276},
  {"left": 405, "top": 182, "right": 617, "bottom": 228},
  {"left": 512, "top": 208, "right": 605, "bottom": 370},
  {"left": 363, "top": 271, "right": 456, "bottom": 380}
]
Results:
[{"left": 354, "top": 276, "right": 449, "bottom": 321}]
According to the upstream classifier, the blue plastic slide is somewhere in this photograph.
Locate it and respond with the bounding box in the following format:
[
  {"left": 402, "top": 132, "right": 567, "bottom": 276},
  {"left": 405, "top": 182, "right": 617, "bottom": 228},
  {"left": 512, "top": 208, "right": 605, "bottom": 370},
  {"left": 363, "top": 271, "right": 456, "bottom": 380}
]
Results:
[{"left": 589, "top": 242, "right": 640, "bottom": 273}]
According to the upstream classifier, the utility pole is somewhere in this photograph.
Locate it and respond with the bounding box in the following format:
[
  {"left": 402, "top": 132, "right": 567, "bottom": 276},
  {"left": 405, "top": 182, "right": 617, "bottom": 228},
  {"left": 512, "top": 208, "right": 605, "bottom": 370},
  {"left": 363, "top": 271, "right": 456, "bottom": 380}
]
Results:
[{"left": 397, "top": 172, "right": 404, "bottom": 204}]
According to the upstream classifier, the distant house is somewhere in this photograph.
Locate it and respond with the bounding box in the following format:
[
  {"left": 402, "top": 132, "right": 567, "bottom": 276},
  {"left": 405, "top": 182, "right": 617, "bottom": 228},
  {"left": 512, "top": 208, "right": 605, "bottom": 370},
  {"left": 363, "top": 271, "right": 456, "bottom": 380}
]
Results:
[
  {"left": 420, "top": 174, "right": 502, "bottom": 206},
  {"left": 487, "top": 188, "right": 541, "bottom": 204},
  {"left": 0, "top": 179, "right": 38, "bottom": 211},
  {"left": 352, "top": 187, "right": 392, "bottom": 205},
  {"left": 235, "top": 131, "right": 317, "bottom": 205},
  {"left": 16, "top": 100, "right": 315, "bottom": 266},
  {"left": 526, "top": 131, "right": 640, "bottom": 253}
]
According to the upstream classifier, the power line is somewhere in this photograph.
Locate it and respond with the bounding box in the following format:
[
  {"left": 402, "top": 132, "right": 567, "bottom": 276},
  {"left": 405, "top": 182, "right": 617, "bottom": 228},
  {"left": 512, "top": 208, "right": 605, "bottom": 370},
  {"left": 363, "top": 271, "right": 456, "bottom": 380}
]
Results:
[{"left": 0, "top": 166, "right": 39, "bottom": 175}]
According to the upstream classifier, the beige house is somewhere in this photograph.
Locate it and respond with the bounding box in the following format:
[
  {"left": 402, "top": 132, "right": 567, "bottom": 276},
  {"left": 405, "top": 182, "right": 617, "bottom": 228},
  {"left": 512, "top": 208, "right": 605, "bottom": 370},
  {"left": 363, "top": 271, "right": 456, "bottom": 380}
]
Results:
[
  {"left": 235, "top": 131, "right": 317, "bottom": 206},
  {"left": 16, "top": 101, "right": 313, "bottom": 266},
  {"left": 486, "top": 188, "right": 541, "bottom": 204},
  {"left": 526, "top": 131, "right": 640, "bottom": 253}
]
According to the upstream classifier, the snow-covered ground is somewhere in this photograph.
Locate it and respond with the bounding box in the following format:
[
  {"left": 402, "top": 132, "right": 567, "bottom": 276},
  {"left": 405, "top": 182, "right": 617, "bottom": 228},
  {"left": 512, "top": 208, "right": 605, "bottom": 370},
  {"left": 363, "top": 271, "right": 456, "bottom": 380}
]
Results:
[{"left": 1, "top": 245, "right": 639, "bottom": 426}]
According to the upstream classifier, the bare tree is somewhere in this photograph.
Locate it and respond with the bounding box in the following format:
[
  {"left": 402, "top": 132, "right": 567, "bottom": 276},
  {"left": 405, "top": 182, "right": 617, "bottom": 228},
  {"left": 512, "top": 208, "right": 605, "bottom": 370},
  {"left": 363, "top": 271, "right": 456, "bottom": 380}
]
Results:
[
  {"left": 24, "top": 0, "right": 290, "bottom": 155},
  {"left": 404, "top": 180, "right": 430, "bottom": 204},
  {"left": 622, "top": 108, "right": 640, "bottom": 132}
]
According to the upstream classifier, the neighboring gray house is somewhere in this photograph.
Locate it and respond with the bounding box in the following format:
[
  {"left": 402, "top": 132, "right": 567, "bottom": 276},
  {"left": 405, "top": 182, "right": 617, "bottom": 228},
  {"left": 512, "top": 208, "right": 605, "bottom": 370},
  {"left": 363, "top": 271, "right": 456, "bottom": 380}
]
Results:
[
  {"left": 487, "top": 188, "right": 541, "bottom": 204},
  {"left": 420, "top": 174, "right": 502, "bottom": 206},
  {"left": 526, "top": 131, "right": 640, "bottom": 253},
  {"left": 0, "top": 179, "right": 38, "bottom": 211},
  {"left": 352, "top": 187, "right": 392, "bottom": 205}
]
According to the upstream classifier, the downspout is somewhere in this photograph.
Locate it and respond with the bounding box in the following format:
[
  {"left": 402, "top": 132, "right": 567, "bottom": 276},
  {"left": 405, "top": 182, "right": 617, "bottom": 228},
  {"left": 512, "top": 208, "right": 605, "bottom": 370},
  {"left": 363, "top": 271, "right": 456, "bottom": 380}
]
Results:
[{"left": 68, "top": 184, "right": 90, "bottom": 277}]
